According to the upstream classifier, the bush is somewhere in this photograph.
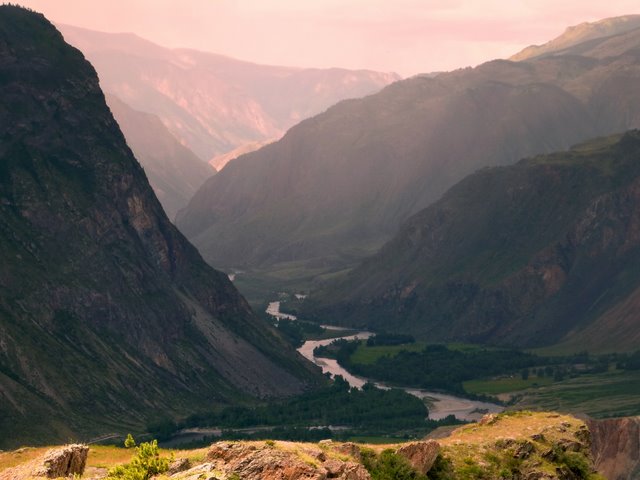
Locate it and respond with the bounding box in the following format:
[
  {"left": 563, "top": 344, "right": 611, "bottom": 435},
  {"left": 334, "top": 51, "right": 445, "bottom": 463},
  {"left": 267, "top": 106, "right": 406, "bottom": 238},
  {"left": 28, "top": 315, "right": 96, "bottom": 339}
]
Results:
[
  {"left": 107, "top": 436, "right": 170, "bottom": 480},
  {"left": 362, "top": 448, "right": 427, "bottom": 480}
]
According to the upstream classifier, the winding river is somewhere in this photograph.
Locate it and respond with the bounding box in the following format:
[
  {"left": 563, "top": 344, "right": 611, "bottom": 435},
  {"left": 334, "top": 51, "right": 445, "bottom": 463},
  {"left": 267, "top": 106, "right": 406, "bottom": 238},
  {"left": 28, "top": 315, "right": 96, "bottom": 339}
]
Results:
[{"left": 269, "top": 301, "right": 503, "bottom": 422}]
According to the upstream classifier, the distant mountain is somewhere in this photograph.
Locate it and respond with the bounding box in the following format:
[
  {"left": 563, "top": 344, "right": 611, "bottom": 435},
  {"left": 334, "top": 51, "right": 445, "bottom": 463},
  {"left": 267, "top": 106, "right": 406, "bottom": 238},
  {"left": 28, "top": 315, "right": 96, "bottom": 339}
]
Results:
[
  {"left": 0, "top": 6, "right": 318, "bottom": 447},
  {"left": 511, "top": 14, "right": 640, "bottom": 61},
  {"left": 176, "top": 19, "right": 640, "bottom": 287},
  {"left": 209, "top": 139, "right": 274, "bottom": 171},
  {"left": 58, "top": 24, "right": 400, "bottom": 162},
  {"left": 304, "top": 132, "right": 640, "bottom": 351},
  {"left": 106, "top": 94, "right": 215, "bottom": 219}
]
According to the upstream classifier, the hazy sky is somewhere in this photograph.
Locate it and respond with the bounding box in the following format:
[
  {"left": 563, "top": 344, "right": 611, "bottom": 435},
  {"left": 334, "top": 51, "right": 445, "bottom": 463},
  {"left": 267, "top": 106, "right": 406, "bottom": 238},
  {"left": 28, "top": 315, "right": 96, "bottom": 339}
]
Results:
[{"left": 15, "top": 0, "right": 640, "bottom": 76}]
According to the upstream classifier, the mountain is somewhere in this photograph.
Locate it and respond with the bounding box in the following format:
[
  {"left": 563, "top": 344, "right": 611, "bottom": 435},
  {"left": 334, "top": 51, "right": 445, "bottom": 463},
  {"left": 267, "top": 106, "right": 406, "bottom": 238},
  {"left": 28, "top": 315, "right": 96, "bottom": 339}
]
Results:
[
  {"left": 176, "top": 19, "right": 640, "bottom": 289},
  {"left": 303, "top": 132, "right": 640, "bottom": 351},
  {"left": 511, "top": 14, "right": 640, "bottom": 61},
  {"left": 106, "top": 93, "right": 215, "bottom": 219},
  {"left": 0, "top": 6, "right": 318, "bottom": 448},
  {"left": 57, "top": 24, "right": 400, "bottom": 162}
]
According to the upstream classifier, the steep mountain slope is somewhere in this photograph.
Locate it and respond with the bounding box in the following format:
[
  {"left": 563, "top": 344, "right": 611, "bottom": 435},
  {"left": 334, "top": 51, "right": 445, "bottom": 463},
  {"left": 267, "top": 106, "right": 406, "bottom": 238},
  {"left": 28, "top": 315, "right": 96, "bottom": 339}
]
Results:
[
  {"left": 511, "top": 14, "right": 640, "bottom": 61},
  {"left": 177, "top": 22, "right": 640, "bottom": 283},
  {"left": 304, "top": 132, "right": 640, "bottom": 350},
  {"left": 106, "top": 94, "right": 215, "bottom": 219},
  {"left": 0, "top": 6, "right": 318, "bottom": 448},
  {"left": 58, "top": 24, "right": 400, "bottom": 162}
]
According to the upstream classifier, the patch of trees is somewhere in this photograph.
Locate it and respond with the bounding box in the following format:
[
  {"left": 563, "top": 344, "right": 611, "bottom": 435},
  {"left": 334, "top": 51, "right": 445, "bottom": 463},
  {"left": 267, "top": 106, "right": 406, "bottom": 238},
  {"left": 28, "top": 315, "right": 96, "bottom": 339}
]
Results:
[
  {"left": 149, "top": 378, "right": 462, "bottom": 444},
  {"left": 276, "top": 318, "right": 324, "bottom": 347}
]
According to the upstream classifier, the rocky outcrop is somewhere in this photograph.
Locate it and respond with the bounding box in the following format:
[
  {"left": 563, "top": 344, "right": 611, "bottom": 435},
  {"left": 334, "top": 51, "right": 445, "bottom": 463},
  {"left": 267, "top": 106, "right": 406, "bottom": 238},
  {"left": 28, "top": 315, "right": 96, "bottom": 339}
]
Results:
[
  {"left": 169, "top": 441, "right": 370, "bottom": 480},
  {"left": 439, "top": 412, "right": 601, "bottom": 480},
  {"left": 31, "top": 444, "right": 88, "bottom": 478},
  {"left": 588, "top": 416, "right": 640, "bottom": 480},
  {"left": 395, "top": 440, "right": 440, "bottom": 474}
]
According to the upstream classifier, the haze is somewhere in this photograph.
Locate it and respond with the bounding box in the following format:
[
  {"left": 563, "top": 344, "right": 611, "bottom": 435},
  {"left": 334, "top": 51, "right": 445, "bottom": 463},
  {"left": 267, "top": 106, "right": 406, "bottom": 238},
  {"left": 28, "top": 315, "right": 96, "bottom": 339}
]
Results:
[{"left": 15, "top": 0, "right": 640, "bottom": 76}]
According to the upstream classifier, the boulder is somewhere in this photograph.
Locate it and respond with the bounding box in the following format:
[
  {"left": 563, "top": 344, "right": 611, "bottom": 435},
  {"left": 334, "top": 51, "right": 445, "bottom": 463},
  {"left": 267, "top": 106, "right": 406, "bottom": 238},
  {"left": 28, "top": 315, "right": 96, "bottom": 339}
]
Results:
[
  {"left": 395, "top": 440, "right": 440, "bottom": 474},
  {"left": 201, "top": 441, "right": 371, "bottom": 480},
  {"left": 32, "top": 444, "right": 88, "bottom": 478}
]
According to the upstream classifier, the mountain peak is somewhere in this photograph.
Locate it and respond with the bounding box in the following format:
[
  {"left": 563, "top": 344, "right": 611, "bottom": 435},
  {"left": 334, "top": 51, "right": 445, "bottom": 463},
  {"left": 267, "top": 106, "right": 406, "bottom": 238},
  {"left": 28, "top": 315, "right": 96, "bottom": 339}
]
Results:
[{"left": 511, "top": 14, "right": 640, "bottom": 61}]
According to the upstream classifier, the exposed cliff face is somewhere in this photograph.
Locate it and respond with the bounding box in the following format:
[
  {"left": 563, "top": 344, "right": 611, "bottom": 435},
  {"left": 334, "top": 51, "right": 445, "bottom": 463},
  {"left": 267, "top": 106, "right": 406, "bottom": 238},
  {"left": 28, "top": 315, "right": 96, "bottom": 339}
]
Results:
[
  {"left": 305, "top": 132, "right": 640, "bottom": 350},
  {"left": 588, "top": 417, "right": 640, "bottom": 480},
  {"left": 176, "top": 21, "right": 640, "bottom": 286},
  {"left": 106, "top": 94, "right": 215, "bottom": 219},
  {"left": 0, "top": 6, "right": 318, "bottom": 448}
]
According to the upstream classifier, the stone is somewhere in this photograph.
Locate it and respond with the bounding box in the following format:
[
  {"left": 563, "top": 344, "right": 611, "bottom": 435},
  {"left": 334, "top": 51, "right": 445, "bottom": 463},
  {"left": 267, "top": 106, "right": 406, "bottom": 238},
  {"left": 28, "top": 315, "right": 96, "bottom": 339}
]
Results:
[
  {"left": 396, "top": 440, "right": 440, "bottom": 474},
  {"left": 332, "top": 442, "right": 362, "bottom": 461},
  {"left": 168, "top": 457, "right": 191, "bottom": 474},
  {"left": 514, "top": 440, "right": 536, "bottom": 459},
  {"left": 31, "top": 444, "right": 88, "bottom": 478},
  {"left": 202, "top": 441, "right": 371, "bottom": 480},
  {"left": 324, "top": 459, "right": 345, "bottom": 477}
]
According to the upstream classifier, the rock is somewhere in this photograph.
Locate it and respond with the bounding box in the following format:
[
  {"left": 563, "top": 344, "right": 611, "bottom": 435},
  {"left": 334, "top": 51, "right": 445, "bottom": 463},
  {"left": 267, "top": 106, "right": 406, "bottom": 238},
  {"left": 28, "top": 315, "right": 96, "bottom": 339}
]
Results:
[
  {"left": 555, "top": 439, "right": 583, "bottom": 452},
  {"left": 396, "top": 440, "right": 440, "bottom": 474},
  {"left": 531, "top": 433, "right": 546, "bottom": 442},
  {"left": 479, "top": 414, "right": 498, "bottom": 425},
  {"left": 340, "top": 462, "right": 369, "bottom": 480},
  {"left": 31, "top": 444, "right": 88, "bottom": 478},
  {"left": 514, "top": 440, "right": 536, "bottom": 459},
  {"left": 202, "top": 441, "right": 371, "bottom": 480},
  {"left": 168, "top": 457, "right": 191, "bottom": 474},
  {"left": 332, "top": 442, "right": 362, "bottom": 461}
]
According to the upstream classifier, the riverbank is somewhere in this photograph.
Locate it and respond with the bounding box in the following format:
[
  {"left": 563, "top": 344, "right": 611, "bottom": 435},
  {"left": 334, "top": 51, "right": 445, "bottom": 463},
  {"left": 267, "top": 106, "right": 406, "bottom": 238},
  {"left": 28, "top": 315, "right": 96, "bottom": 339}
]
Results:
[{"left": 266, "top": 300, "right": 503, "bottom": 422}]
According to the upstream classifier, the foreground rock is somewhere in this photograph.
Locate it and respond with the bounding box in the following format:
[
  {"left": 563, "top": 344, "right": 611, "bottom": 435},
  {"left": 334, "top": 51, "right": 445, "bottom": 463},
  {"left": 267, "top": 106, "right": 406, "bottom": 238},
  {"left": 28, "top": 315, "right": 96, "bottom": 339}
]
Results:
[
  {"left": 170, "top": 441, "right": 370, "bottom": 480},
  {"left": 0, "top": 444, "right": 88, "bottom": 480},
  {"left": 438, "top": 412, "right": 600, "bottom": 479},
  {"left": 395, "top": 440, "right": 440, "bottom": 474},
  {"left": 31, "top": 444, "right": 88, "bottom": 478},
  {"left": 33, "top": 444, "right": 89, "bottom": 478}
]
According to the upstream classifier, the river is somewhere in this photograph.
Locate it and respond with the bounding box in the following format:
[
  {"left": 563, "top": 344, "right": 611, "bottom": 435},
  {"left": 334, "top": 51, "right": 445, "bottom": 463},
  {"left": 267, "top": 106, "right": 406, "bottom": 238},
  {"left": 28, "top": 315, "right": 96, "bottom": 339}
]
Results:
[{"left": 269, "top": 300, "right": 503, "bottom": 422}]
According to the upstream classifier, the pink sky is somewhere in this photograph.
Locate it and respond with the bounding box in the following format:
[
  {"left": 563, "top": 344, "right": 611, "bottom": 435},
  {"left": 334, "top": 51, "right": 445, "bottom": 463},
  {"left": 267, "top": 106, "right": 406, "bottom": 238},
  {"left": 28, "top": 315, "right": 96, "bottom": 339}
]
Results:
[{"left": 14, "top": 0, "right": 640, "bottom": 76}]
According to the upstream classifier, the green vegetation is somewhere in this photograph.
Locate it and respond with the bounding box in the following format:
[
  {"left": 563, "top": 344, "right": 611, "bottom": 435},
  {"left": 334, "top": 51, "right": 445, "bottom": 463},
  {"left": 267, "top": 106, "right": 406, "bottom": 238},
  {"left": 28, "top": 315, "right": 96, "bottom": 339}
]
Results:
[
  {"left": 511, "top": 369, "right": 640, "bottom": 418},
  {"left": 151, "top": 378, "right": 462, "bottom": 445},
  {"left": 362, "top": 448, "right": 427, "bottom": 480},
  {"left": 107, "top": 436, "right": 170, "bottom": 480},
  {"left": 315, "top": 341, "right": 542, "bottom": 395},
  {"left": 463, "top": 376, "right": 554, "bottom": 395}
]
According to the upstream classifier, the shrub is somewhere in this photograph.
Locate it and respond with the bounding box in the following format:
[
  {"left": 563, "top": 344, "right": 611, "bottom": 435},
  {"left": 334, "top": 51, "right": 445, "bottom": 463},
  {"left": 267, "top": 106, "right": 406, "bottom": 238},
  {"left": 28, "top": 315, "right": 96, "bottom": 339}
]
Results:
[
  {"left": 107, "top": 436, "right": 170, "bottom": 480},
  {"left": 362, "top": 448, "right": 427, "bottom": 480}
]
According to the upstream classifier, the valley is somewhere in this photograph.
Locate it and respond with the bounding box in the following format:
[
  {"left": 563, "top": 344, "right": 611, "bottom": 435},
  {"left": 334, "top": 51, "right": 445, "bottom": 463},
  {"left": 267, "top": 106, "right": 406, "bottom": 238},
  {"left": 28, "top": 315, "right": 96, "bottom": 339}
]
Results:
[{"left": 2, "top": 3, "right": 640, "bottom": 479}]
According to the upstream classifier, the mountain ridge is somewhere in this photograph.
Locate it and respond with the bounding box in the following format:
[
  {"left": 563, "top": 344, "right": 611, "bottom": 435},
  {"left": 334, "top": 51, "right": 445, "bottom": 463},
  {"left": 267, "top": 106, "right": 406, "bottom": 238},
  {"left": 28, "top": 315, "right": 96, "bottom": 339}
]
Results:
[
  {"left": 176, "top": 21, "right": 640, "bottom": 289},
  {"left": 0, "top": 5, "right": 319, "bottom": 447},
  {"left": 58, "top": 23, "right": 400, "bottom": 162},
  {"left": 303, "top": 131, "right": 640, "bottom": 350}
]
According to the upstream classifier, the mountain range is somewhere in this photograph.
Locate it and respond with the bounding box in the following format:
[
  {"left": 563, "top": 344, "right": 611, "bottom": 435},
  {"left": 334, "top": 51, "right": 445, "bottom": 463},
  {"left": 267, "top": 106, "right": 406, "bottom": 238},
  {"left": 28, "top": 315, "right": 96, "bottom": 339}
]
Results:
[
  {"left": 58, "top": 24, "right": 399, "bottom": 163},
  {"left": 0, "top": 6, "right": 319, "bottom": 447},
  {"left": 303, "top": 131, "right": 640, "bottom": 351},
  {"left": 176, "top": 15, "right": 640, "bottom": 292}
]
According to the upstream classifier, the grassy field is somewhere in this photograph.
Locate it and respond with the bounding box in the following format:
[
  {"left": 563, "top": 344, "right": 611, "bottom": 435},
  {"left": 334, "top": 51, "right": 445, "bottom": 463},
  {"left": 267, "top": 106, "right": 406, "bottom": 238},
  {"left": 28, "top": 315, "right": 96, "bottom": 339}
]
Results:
[
  {"left": 0, "top": 444, "right": 208, "bottom": 477},
  {"left": 511, "top": 369, "right": 640, "bottom": 418},
  {"left": 349, "top": 341, "right": 427, "bottom": 365},
  {"left": 463, "top": 376, "right": 554, "bottom": 395}
]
